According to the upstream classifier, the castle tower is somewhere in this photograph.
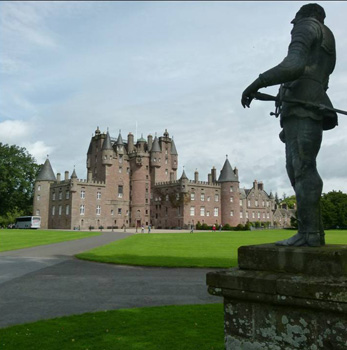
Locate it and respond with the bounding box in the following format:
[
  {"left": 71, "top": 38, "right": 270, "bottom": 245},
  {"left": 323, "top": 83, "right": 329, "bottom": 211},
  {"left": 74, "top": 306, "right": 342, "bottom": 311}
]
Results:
[
  {"left": 102, "top": 131, "right": 113, "bottom": 166},
  {"left": 33, "top": 158, "right": 56, "bottom": 229},
  {"left": 70, "top": 168, "right": 78, "bottom": 193},
  {"left": 150, "top": 135, "right": 161, "bottom": 167},
  {"left": 218, "top": 156, "right": 240, "bottom": 227},
  {"left": 171, "top": 137, "right": 178, "bottom": 172}
]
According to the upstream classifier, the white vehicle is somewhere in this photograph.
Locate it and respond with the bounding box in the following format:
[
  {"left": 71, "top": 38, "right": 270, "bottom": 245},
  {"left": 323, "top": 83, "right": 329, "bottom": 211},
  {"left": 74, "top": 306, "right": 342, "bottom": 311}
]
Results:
[{"left": 15, "top": 216, "right": 41, "bottom": 229}]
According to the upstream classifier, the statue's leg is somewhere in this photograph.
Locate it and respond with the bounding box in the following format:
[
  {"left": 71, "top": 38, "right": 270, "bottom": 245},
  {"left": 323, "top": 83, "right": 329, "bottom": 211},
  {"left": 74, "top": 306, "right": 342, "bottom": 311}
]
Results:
[{"left": 276, "top": 117, "right": 323, "bottom": 247}]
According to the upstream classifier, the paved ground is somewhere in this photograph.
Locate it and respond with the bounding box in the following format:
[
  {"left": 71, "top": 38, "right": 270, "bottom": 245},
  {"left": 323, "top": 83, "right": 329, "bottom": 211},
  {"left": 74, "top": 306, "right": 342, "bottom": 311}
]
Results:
[{"left": 0, "top": 231, "right": 221, "bottom": 328}]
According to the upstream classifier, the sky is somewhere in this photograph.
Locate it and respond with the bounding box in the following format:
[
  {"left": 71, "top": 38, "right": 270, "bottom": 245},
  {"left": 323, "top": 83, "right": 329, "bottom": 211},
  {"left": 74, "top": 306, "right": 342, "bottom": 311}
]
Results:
[{"left": 1, "top": 1, "right": 347, "bottom": 198}]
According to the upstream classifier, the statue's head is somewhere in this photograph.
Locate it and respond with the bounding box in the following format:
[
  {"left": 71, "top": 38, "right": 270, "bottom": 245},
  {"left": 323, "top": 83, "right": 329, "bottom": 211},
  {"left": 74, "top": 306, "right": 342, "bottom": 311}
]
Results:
[{"left": 291, "top": 3, "right": 326, "bottom": 24}]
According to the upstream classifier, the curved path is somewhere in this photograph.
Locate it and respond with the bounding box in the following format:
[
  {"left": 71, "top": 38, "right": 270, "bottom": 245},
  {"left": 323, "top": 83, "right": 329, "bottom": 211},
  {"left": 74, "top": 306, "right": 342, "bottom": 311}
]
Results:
[{"left": 0, "top": 232, "right": 220, "bottom": 328}]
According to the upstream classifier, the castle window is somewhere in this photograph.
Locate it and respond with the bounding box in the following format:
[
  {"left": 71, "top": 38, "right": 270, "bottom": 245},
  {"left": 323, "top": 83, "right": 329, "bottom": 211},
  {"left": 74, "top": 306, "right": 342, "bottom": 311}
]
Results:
[
  {"left": 119, "top": 155, "right": 123, "bottom": 164},
  {"left": 66, "top": 205, "right": 70, "bottom": 215},
  {"left": 80, "top": 205, "right": 85, "bottom": 215},
  {"left": 58, "top": 205, "right": 62, "bottom": 215},
  {"left": 201, "top": 194, "right": 205, "bottom": 201},
  {"left": 230, "top": 197, "right": 233, "bottom": 203},
  {"left": 200, "top": 207, "right": 205, "bottom": 216},
  {"left": 190, "top": 207, "right": 195, "bottom": 216},
  {"left": 165, "top": 169, "right": 168, "bottom": 175},
  {"left": 206, "top": 211, "right": 210, "bottom": 217},
  {"left": 255, "top": 200, "right": 259, "bottom": 207},
  {"left": 96, "top": 205, "right": 101, "bottom": 215},
  {"left": 153, "top": 158, "right": 157, "bottom": 162},
  {"left": 248, "top": 200, "right": 251, "bottom": 207},
  {"left": 38, "top": 185, "right": 41, "bottom": 191},
  {"left": 191, "top": 193, "right": 195, "bottom": 201},
  {"left": 36, "top": 209, "right": 40, "bottom": 216},
  {"left": 118, "top": 208, "right": 122, "bottom": 215},
  {"left": 214, "top": 208, "right": 219, "bottom": 216},
  {"left": 165, "top": 195, "right": 169, "bottom": 201},
  {"left": 230, "top": 210, "right": 234, "bottom": 217},
  {"left": 263, "top": 213, "right": 266, "bottom": 219},
  {"left": 267, "top": 213, "right": 270, "bottom": 219},
  {"left": 240, "top": 200, "right": 243, "bottom": 206},
  {"left": 214, "top": 194, "right": 219, "bottom": 202},
  {"left": 258, "top": 212, "right": 261, "bottom": 219},
  {"left": 66, "top": 191, "right": 70, "bottom": 200},
  {"left": 118, "top": 185, "right": 123, "bottom": 198},
  {"left": 246, "top": 212, "right": 249, "bottom": 219},
  {"left": 176, "top": 193, "right": 180, "bottom": 200},
  {"left": 262, "top": 201, "right": 265, "bottom": 207},
  {"left": 177, "top": 206, "right": 181, "bottom": 215},
  {"left": 165, "top": 159, "right": 168, "bottom": 164},
  {"left": 240, "top": 212, "right": 243, "bottom": 219},
  {"left": 52, "top": 192, "right": 56, "bottom": 201},
  {"left": 59, "top": 191, "right": 62, "bottom": 200},
  {"left": 127, "top": 167, "right": 130, "bottom": 174},
  {"left": 207, "top": 196, "right": 211, "bottom": 202},
  {"left": 267, "top": 201, "right": 270, "bottom": 207},
  {"left": 252, "top": 212, "right": 255, "bottom": 219},
  {"left": 111, "top": 210, "right": 114, "bottom": 216},
  {"left": 145, "top": 198, "right": 148, "bottom": 204},
  {"left": 119, "top": 166, "right": 122, "bottom": 173},
  {"left": 146, "top": 175, "right": 149, "bottom": 180},
  {"left": 37, "top": 195, "right": 40, "bottom": 201},
  {"left": 97, "top": 192, "right": 101, "bottom": 200},
  {"left": 81, "top": 190, "right": 85, "bottom": 199},
  {"left": 52, "top": 206, "right": 55, "bottom": 216},
  {"left": 230, "top": 186, "right": 233, "bottom": 192}
]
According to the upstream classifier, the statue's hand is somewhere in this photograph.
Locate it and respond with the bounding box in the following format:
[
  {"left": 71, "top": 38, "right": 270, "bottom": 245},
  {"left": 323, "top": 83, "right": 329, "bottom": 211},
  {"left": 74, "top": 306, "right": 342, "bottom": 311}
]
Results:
[{"left": 241, "top": 78, "right": 262, "bottom": 108}]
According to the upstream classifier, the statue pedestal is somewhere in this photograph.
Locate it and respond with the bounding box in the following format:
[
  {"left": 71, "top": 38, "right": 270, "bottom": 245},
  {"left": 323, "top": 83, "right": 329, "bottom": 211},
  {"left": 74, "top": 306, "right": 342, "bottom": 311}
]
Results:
[{"left": 207, "top": 244, "right": 347, "bottom": 350}]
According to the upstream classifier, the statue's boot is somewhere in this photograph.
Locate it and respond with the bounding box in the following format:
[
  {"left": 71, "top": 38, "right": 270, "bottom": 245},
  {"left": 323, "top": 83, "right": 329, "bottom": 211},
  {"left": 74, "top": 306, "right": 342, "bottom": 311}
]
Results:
[{"left": 275, "top": 232, "right": 321, "bottom": 247}]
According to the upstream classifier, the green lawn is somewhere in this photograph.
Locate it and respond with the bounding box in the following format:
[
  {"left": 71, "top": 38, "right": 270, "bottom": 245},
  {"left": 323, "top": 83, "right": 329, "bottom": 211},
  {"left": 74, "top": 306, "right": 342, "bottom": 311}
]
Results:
[
  {"left": 0, "top": 304, "right": 224, "bottom": 350},
  {"left": 76, "top": 230, "right": 347, "bottom": 268},
  {"left": 0, "top": 229, "right": 101, "bottom": 252}
]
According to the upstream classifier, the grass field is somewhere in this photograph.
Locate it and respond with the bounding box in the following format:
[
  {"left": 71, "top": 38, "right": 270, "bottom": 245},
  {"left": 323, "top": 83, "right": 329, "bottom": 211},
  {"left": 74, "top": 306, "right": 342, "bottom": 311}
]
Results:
[
  {"left": 76, "top": 230, "right": 347, "bottom": 268},
  {"left": 0, "top": 229, "right": 101, "bottom": 252},
  {"left": 0, "top": 304, "right": 224, "bottom": 350}
]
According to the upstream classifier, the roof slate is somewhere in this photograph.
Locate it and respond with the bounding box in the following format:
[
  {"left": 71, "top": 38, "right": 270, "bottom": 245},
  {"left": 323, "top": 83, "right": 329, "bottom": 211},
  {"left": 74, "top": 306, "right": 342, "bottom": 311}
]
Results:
[{"left": 36, "top": 159, "right": 56, "bottom": 181}]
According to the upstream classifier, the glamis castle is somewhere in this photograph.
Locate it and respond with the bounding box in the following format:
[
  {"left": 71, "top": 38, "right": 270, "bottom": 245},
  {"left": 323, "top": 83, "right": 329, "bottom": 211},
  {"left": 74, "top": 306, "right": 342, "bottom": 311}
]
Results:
[{"left": 33, "top": 127, "right": 292, "bottom": 230}]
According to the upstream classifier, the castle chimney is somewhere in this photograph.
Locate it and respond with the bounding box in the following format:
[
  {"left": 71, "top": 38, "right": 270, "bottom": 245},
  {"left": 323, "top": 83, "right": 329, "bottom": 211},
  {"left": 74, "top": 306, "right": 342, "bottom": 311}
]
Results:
[
  {"left": 211, "top": 167, "right": 217, "bottom": 182},
  {"left": 57, "top": 173, "right": 61, "bottom": 183},
  {"left": 253, "top": 180, "right": 258, "bottom": 190},
  {"left": 208, "top": 173, "right": 212, "bottom": 184},
  {"left": 127, "top": 133, "right": 134, "bottom": 153},
  {"left": 147, "top": 134, "right": 153, "bottom": 151},
  {"left": 194, "top": 169, "right": 199, "bottom": 182},
  {"left": 64, "top": 171, "right": 69, "bottom": 181}
]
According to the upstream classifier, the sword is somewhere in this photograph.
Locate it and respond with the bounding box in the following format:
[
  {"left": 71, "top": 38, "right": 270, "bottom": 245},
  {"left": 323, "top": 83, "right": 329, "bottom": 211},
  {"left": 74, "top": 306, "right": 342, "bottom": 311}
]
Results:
[{"left": 253, "top": 92, "right": 347, "bottom": 117}]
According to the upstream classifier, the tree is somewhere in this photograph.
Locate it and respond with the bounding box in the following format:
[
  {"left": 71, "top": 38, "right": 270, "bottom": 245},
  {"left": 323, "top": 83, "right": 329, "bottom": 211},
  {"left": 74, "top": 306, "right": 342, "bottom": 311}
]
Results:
[
  {"left": 0, "top": 143, "right": 40, "bottom": 224},
  {"left": 281, "top": 195, "right": 296, "bottom": 209},
  {"left": 321, "top": 191, "right": 347, "bottom": 229}
]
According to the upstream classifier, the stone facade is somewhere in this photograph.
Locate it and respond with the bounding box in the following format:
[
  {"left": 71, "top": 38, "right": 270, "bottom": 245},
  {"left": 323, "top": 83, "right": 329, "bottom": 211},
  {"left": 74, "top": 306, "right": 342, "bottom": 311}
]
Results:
[{"left": 33, "top": 127, "right": 280, "bottom": 230}]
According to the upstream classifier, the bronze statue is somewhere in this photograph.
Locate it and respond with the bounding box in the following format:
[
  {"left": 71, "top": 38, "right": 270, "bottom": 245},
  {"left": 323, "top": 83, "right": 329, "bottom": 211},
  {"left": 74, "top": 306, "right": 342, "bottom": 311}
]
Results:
[{"left": 241, "top": 3, "right": 338, "bottom": 247}]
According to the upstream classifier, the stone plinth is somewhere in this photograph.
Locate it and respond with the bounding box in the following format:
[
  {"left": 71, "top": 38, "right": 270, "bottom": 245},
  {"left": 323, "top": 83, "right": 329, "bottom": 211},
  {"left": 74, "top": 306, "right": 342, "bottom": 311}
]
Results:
[{"left": 207, "top": 244, "right": 347, "bottom": 350}]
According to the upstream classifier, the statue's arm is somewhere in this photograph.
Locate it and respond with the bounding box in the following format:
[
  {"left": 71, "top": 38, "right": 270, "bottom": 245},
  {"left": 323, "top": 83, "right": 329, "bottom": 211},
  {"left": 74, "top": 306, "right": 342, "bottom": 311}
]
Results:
[{"left": 242, "top": 19, "right": 321, "bottom": 108}]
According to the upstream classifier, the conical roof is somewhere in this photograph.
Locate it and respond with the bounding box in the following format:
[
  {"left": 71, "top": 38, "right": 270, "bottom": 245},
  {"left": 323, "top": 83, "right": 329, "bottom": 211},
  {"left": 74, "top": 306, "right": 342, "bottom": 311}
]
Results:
[
  {"left": 180, "top": 169, "right": 188, "bottom": 180},
  {"left": 218, "top": 158, "right": 238, "bottom": 182},
  {"left": 116, "top": 132, "right": 124, "bottom": 146},
  {"left": 171, "top": 138, "right": 178, "bottom": 155},
  {"left": 71, "top": 169, "right": 78, "bottom": 179},
  {"left": 102, "top": 131, "right": 113, "bottom": 150},
  {"left": 36, "top": 159, "right": 56, "bottom": 181},
  {"left": 151, "top": 136, "right": 161, "bottom": 152}
]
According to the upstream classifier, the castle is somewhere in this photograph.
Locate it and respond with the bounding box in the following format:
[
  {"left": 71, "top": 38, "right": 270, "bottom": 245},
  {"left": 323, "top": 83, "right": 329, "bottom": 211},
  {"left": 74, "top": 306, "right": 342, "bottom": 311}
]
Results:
[{"left": 33, "top": 127, "right": 290, "bottom": 230}]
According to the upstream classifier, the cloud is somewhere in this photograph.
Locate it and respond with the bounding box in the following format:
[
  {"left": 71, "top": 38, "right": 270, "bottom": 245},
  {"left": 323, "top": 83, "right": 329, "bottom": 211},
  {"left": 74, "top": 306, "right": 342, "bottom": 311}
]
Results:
[{"left": 0, "top": 120, "right": 31, "bottom": 142}]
